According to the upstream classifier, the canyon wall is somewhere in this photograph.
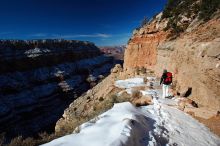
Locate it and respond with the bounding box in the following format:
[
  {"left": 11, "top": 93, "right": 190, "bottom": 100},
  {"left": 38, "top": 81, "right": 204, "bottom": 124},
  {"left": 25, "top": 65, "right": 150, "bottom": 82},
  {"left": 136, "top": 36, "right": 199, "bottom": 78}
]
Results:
[
  {"left": 124, "top": 12, "right": 220, "bottom": 110},
  {"left": 124, "top": 13, "right": 168, "bottom": 70},
  {"left": 0, "top": 39, "right": 115, "bottom": 139}
]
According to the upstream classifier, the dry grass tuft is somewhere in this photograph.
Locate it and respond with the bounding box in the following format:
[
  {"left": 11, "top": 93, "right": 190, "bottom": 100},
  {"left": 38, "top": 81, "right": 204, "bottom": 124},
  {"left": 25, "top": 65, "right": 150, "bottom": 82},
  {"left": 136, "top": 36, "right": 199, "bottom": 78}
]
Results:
[
  {"left": 131, "top": 95, "right": 153, "bottom": 107},
  {"left": 140, "top": 67, "right": 147, "bottom": 74},
  {"left": 131, "top": 89, "right": 142, "bottom": 99},
  {"left": 143, "top": 77, "right": 148, "bottom": 84}
]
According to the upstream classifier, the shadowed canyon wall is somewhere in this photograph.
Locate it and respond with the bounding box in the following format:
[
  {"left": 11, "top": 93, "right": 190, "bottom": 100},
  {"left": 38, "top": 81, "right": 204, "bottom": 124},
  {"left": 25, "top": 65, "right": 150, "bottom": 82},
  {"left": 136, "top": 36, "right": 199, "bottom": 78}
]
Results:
[{"left": 0, "top": 39, "right": 116, "bottom": 139}]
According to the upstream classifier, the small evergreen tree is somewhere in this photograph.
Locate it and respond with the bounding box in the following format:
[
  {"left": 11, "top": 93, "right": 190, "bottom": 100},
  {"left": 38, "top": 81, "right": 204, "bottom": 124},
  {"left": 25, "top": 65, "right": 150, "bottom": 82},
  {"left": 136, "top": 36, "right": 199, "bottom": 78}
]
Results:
[
  {"left": 199, "top": 0, "right": 220, "bottom": 21},
  {"left": 162, "top": 0, "right": 182, "bottom": 18}
]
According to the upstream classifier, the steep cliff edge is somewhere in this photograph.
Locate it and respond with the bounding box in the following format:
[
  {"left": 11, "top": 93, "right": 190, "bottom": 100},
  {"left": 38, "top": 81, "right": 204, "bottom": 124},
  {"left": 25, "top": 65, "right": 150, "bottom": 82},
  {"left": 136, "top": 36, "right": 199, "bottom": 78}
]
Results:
[
  {"left": 124, "top": 1, "right": 220, "bottom": 110},
  {"left": 0, "top": 39, "right": 115, "bottom": 139}
]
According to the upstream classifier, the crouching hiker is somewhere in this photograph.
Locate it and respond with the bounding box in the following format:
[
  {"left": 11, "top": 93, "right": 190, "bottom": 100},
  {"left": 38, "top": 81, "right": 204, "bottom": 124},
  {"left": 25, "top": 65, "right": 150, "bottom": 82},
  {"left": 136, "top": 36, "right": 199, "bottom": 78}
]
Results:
[{"left": 160, "top": 69, "right": 172, "bottom": 98}]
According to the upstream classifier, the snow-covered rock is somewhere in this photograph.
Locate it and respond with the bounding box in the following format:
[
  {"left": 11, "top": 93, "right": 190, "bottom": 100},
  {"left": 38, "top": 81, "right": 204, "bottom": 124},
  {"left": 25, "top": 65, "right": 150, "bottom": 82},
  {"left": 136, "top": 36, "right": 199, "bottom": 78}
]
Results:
[
  {"left": 43, "top": 77, "right": 220, "bottom": 146},
  {"left": 24, "top": 48, "right": 51, "bottom": 58},
  {"left": 43, "top": 101, "right": 220, "bottom": 146}
]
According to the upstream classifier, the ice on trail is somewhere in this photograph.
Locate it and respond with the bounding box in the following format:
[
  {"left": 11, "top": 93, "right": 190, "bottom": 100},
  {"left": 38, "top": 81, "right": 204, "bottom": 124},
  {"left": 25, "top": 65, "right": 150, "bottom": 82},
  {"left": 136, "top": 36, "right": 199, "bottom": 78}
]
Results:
[{"left": 42, "top": 77, "right": 220, "bottom": 146}]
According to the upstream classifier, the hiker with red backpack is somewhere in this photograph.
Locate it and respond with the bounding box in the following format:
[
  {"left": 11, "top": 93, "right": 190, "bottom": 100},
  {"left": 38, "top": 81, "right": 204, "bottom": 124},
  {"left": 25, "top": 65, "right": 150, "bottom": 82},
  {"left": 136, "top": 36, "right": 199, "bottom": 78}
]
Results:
[{"left": 160, "top": 69, "right": 172, "bottom": 98}]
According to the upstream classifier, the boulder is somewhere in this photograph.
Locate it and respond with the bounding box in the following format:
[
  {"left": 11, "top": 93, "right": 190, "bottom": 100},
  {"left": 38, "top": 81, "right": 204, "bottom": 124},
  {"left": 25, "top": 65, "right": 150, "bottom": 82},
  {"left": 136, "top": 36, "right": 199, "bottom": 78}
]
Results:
[
  {"left": 131, "top": 95, "right": 153, "bottom": 107},
  {"left": 86, "top": 75, "right": 97, "bottom": 83},
  {"left": 111, "top": 64, "right": 123, "bottom": 73}
]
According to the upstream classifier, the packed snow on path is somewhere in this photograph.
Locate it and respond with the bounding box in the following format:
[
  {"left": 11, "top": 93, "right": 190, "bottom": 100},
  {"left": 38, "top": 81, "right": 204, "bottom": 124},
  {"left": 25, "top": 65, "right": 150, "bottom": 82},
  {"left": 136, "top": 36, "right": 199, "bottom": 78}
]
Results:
[
  {"left": 115, "top": 77, "right": 156, "bottom": 89},
  {"left": 42, "top": 77, "right": 220, "bottom": 146}
]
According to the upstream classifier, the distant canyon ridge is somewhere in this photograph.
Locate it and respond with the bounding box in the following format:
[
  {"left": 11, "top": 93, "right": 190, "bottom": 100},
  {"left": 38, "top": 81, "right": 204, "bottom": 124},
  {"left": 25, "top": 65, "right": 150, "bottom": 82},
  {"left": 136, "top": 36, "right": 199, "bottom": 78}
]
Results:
[{"left": 0, "top": 39, "right": 123, "bottom": 140}]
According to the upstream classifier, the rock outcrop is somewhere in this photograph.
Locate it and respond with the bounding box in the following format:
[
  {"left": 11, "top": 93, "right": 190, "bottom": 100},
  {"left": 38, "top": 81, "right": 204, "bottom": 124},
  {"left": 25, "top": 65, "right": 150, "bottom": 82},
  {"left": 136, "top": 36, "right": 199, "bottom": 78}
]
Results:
[
  {"left": 0, "top": 39, "right": 115, "bottom": 139},
  {"left": 124, "top": 13, "right": 169, "bottom": 70},
  {"left": 124, "top": 5, "right": 220, "bottom": 109},
  {"left": 55, "top": 72, "right": 120, "bottom": 134}
]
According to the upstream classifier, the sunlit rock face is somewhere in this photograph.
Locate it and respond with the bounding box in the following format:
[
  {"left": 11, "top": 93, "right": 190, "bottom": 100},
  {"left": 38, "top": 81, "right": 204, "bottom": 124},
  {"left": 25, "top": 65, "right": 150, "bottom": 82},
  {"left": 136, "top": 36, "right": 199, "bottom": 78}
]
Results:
[
  {"left": 0, "top": 39, "right": 115, "bottom": 139},
  {"left": 124, "top": 12, "right": 169, "bottom": 71},
  {"left": 123, "top": 11, "right": 220, "bottom": 110}
]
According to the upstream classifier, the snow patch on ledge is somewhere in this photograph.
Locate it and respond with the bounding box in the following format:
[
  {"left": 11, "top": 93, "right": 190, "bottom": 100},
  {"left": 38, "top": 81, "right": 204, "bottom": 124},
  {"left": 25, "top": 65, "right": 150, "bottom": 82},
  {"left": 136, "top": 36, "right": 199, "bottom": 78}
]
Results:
[
  {"left": 115, "top": 77, "right": 156, "bottom": 89},
  {"left": 42, "top": 102, "right": 220, "bottom": 146},
  {"left": 42, "top": 77, "right": 220, "bottom": 146},
  {"left": 115, "top": 77, "right": 145, "bottom": 89},
  {"left": 24, "top": 48, "right": 51, "bottom": 58}
]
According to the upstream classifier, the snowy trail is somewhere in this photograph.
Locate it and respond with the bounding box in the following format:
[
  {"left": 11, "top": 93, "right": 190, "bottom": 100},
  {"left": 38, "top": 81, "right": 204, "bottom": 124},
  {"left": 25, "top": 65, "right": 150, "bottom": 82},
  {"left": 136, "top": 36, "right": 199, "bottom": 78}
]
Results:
[{"left": 42, "top": 77, "right": 220, "bottom": 146}]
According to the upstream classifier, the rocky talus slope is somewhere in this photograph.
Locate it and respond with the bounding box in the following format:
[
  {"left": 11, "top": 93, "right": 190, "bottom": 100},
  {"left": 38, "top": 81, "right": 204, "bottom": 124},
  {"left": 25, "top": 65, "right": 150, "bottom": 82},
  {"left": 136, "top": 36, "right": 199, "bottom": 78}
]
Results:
[
  {"left": 0, "top": 40, "right": 115, "bottom": 139},
  {"left": 124, "top": 12, "right": 220, "bottom": 111}
]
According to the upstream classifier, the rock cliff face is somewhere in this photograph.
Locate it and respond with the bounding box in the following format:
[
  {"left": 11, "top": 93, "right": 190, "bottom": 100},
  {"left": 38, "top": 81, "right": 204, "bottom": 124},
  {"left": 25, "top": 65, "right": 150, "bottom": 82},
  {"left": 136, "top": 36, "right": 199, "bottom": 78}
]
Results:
[
  {"left": 124, "top": 13, "right": 169, "bottom": 70},
  {"left": 0, "top": 39, "right": 115, "bottom": 139},
  {"left": 124, "top": 10, "right": 220, "bottom": 109}
]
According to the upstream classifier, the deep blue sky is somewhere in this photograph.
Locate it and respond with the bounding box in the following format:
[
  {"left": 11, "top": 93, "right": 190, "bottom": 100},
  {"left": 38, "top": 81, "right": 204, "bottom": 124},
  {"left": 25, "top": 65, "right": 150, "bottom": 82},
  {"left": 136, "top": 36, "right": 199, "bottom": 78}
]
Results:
[{"left": 0, "top": 0, "right": 167, "bottom": 46}]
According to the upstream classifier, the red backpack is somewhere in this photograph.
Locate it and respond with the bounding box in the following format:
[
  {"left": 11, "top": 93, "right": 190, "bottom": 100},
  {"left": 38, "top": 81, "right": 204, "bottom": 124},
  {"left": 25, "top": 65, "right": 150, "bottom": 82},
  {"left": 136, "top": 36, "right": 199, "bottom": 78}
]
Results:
[{"left": 164, "top": 72, "right": 172, "bottom": 84}]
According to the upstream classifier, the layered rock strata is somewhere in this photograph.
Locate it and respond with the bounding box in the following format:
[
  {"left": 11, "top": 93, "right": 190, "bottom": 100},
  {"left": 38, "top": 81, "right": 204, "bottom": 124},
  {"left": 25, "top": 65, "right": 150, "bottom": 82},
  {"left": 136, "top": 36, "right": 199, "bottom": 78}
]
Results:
[
  {"left": 124, "top": 12, "right": 220, "bottom": 110},
  {"left": 0, "top": 39, "right": 115, "bottom": 139}
]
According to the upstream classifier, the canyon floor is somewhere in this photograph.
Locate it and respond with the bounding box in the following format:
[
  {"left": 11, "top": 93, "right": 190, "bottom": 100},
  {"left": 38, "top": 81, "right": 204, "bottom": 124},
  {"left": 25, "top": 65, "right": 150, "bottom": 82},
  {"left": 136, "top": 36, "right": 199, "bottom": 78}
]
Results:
[{"left": 42, "top": 76, "right": 220, "bottom": 146}]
